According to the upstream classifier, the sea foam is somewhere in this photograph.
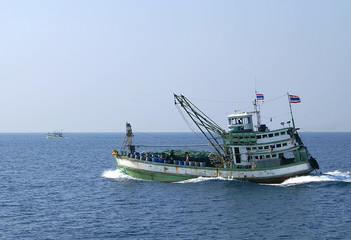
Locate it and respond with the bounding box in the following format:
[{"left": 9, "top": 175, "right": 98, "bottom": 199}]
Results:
[
  {"left": 273, "top": 170, "right": 351, "bottom": 187},
  {"left": 102, "top": 169, "right": 136, "bottom": 180}
]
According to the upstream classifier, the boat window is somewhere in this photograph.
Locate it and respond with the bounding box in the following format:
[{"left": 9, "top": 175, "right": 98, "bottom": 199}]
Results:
[
  {"left": 257, "top": 135, "right": 262, "bottom": 139},
  {"left": 281, "top": 131, "right": 286, "bottom": 135},
  {"left": 258, "top": 146, "right": 263, "bottom": 150},
  {"left": 276, "top": 143, "right": 282, "bottom": 148},
  {"left": 252, "top": 147, "right": 257, "bottom": 150},
  {"left": 259, "top": 155, "right": 264, "bottom": 160},
  {"left": 246, "top": 147, "right": 251, "bottom": 151},
  {"left": 274, "top": 132, "right": 280, "bottom": 136},
  {"left": 234, "top": 147, "right": 241, "bottom": 163},
  {"left": 262, "top": 135, "right": 267, "bottom": 138},
  {"left": 264, "top": 146, "right": 269, "bottom": 150},
  {"left": 234, "top": 118, "right": 243, "bottom": 124},
  {"left": 268, "top": 133, "right": 273, "bottom": 137},
  {"left": 282, "top": 143, "right": 288, "bottom": 147},
  {"left": 284, "top": 152, "right": 295, "bottom": 159},
  {"left": 266, "top": 155, "right": 271, "bottom": 158},
  {"left": 272, "top": 154, "right": 277, "bottom": 158}
]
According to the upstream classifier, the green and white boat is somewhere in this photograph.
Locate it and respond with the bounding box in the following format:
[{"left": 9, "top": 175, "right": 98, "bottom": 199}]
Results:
[
  {"left": 112, "top": 93, "right": 319, "bottom": 184},
  {"left": 46, "top": 131, "right": 63, "bottom": 139}
]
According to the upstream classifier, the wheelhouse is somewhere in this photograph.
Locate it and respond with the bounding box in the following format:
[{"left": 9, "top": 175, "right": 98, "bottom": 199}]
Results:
[{"left": 227, "top": 112, "right": 253, "bottom": 132}]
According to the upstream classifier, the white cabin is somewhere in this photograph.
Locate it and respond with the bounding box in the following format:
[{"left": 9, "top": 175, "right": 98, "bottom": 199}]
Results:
[{"left": 227, "top": 112, "right": 253, "bottom": 132}]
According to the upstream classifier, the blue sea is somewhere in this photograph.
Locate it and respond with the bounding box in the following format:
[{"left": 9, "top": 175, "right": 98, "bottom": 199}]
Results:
[{"left": 1, "top": 132, "right": 350, "bottom": 239}]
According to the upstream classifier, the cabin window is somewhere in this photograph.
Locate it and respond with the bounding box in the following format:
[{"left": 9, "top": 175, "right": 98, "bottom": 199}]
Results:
[
  {"left": 262, "top": 135, "right": 267, "bottom": 138},
  {"left": 259, "top": 155, "right": 264, "bottom": 160},
  {"left": 234, "top": 147, "right": 241, "bottom": 163},
  {"left": 233, "top": 118, "right": 243, "bottom": 124},
  {"left": 245, "top": 118, "right": 252, "bottom": 124},
  {"left": 257, "top": 135, "right": 262, "bottom": 139},
  {"left": 266, "top": 155, "right": 271, "bottom": 158},
  {"left": 281, "top": 131, "right": 286, "bottom": 135},
  {"left": 272, "top": 154, "right": 277, "bottom": 158},
  {"left": 264, "top": 146, "right": 269, "bottom": 150},
  {"left": 252, "top": 147, "right": 257, "bottom": 150},
  {"left": 274, "top": 132, "right": 280, "bottom": 136},
  {"left": 282, "top": 143, "right": 288, "bottom": 147},
  {"left": 258, "top": 146, "right": 263, "bottom": 150},
  {"left": 284, "top": 152, "right": 295, "bottom": 159},
  {"left": 276, "top": 143, "right": 282, "bottom": 148},
  {"left": 246, "top": 147, "right": 251, "bottom": 151},
  {"left": 268, "top": 133, "right": 273, "bottom": 137}
]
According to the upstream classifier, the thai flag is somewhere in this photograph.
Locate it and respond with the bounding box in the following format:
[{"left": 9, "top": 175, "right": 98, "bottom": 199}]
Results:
[
  {"left": 256, "top": 93, "right": 264, "bottom": 101},
  {"left": 289, "top": 95, "right": 301, "bottom": 103}
]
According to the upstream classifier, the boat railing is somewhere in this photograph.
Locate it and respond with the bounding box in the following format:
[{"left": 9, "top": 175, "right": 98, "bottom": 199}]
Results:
[{"left": 117, "top": 151, "right": 208, "bottom": 167}]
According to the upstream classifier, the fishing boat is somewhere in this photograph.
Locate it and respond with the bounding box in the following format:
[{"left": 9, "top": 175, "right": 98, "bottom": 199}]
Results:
[
  {"left": 112, "top": 93, "right": 319, "bottom": 184},
  {"left": 46, "top": 131, "right": 63, "bottom": 139}
]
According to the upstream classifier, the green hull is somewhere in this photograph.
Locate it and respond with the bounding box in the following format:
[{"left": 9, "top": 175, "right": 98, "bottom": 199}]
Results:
[{"left": 118, "top": 166, "right": 194, "bottom": 182}]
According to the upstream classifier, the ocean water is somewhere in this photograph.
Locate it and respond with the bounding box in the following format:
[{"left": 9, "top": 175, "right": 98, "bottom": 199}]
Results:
[{"left": 1, "top": 132, "right": 350, "bottom": 239}]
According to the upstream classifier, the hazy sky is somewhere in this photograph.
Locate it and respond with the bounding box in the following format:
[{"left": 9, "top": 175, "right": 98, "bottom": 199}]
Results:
[{"left": 1, "top": 1, "right": 350, "bottom": 132}]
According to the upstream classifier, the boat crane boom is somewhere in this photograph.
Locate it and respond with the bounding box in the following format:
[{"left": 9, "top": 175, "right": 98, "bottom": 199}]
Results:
[{"left": 174, "top": 94, "right": 225, "bottom": 157}]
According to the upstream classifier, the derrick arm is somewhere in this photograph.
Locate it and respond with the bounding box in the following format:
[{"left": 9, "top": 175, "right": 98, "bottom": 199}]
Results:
[{"left": 174, "top": 94, "right": 226, "bottom": 157}]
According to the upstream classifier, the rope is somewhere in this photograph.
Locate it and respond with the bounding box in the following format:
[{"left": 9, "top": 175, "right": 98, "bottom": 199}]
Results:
[
  {"left": 188, "top": 96, "right": 250, "bottom": 104},
  {"left": 263, "top": 94, "right": 286, "bottom": 103},
  {"left": 135, "top": 144, "right": 214, "bottom": 148},
  {"left": 175, "top": 104, "right": 208, "bottom": 143},
  {"left": 189, "top": 94, "right": 287, "bottom": 105}
]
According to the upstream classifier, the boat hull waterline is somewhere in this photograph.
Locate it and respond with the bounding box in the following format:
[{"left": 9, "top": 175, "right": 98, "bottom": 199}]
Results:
[{"left": 114, "top": 156, "right": 314, "bottom": 184}]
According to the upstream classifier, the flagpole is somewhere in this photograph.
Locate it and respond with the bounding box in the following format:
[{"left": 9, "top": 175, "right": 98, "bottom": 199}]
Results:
[{"left": 287, "top": 92, "right": 296, "bottom": 130}]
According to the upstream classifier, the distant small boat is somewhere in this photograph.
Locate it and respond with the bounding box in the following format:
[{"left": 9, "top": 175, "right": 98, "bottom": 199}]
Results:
[{"left": 46, "top": 131, "right": 63, "bottom": 138}]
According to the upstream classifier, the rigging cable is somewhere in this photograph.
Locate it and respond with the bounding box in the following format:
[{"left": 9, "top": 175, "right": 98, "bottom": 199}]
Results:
[{"left": 175, "top": 103, "right": 209, "bottom": 144}]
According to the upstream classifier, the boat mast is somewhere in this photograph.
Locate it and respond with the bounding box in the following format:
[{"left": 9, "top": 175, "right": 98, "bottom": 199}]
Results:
[
  {"left": 287, "top": 92, "right": 296, "bottom": 130},
  {"left": 121, "top": 122, "right": 135, "bottom": 153},
  {"left": 254, "top": 90, "right": 262, "bottom": 126},
  {"left": 126, "top": 122, "right": 133, "bottom": 146}
]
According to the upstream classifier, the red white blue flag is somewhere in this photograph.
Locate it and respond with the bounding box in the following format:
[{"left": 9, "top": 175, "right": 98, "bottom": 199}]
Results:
[
  {"left": 289, "top": 95, "right": 301, "bottom": 103},
  {"left": 256, "top": 93, "right": 264, "bottom": 101}
]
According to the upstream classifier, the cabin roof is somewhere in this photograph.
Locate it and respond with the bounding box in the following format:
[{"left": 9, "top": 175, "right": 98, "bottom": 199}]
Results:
[{"left": 227, "top": 112, "right": 252, "bottom": 118}]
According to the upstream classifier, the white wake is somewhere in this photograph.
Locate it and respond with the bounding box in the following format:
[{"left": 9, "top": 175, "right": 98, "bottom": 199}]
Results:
[
  {"left": 102, "top": 169, "right": 137, "bottom": 180},
  {"left": 177, "top": 176, "right": 229, "bottom": 184},
  {"left": 274, "top": 170, "right": 351, "bottom": 187}
]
